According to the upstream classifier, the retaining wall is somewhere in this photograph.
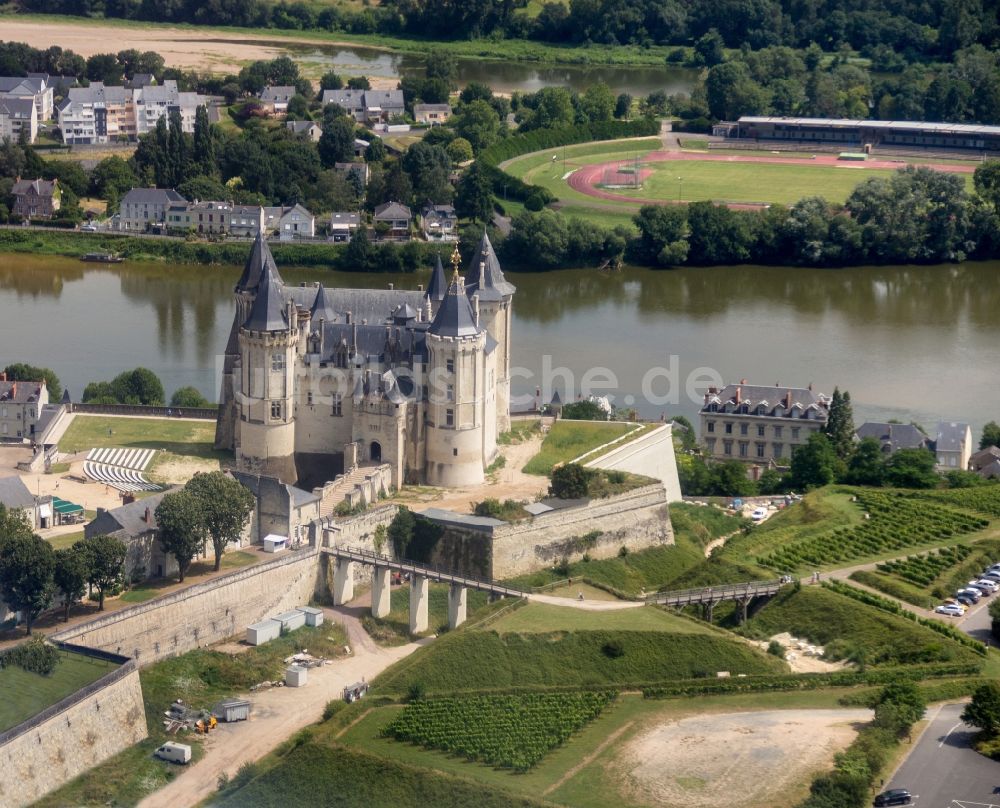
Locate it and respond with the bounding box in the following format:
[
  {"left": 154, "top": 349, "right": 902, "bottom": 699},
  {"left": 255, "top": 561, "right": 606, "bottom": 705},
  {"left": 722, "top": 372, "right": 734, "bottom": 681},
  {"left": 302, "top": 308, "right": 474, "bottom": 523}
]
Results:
[
  {"left": 50, "top": 549, "right": 321, "bottom": 666},
  {"left": 0, "top": 652, "right": 146, "bottom": 808}
]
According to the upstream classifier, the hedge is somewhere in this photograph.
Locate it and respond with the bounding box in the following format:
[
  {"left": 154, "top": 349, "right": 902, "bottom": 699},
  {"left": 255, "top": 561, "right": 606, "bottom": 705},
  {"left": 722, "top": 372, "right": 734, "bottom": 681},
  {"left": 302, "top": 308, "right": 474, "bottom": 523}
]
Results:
[
  {"left": 837, "top": 677, "right": 988, "bottom": 707},
  {"left": 477, "top": 119, "right": 660, "bottom": 203}
]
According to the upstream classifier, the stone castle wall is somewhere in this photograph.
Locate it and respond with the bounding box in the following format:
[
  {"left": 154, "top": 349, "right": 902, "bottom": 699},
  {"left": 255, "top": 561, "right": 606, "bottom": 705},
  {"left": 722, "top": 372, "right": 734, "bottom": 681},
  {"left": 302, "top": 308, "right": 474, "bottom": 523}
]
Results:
[
  {"left": 50, "top": 550, "right": 321, "bottom": 666},
  {"left": 0, "top": 654, "right": 146, "bottom": 808},
  {"left": 490, "top": 484, "right": 673, "bottom": 578}
]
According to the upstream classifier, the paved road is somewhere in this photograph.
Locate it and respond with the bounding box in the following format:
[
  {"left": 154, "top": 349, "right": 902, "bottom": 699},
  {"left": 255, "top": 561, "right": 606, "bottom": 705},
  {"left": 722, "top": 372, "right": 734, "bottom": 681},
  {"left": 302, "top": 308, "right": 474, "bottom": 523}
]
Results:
[{"left": 885, "top": 703, "right": 1000, "bottom": 808}]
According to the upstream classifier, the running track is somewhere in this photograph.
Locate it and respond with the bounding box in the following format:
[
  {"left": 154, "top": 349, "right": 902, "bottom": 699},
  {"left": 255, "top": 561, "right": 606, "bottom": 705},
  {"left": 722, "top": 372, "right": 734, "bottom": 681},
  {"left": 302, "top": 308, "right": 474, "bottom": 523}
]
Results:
[{"left": 565, "top": 149, "right": 977, "bottom": 210}]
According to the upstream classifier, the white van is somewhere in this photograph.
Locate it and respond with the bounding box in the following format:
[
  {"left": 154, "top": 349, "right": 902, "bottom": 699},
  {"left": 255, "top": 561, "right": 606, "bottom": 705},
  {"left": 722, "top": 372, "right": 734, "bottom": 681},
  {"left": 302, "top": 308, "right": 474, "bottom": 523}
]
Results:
[{"left": 155, "top": 742, "right": 192, "bottom": 764}]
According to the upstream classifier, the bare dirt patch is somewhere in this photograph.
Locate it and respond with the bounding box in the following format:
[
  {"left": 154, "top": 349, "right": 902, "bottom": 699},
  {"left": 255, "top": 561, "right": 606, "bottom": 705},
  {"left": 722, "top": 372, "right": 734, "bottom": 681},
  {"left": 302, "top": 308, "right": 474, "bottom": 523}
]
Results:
[
  {"left": 150, "top": 453, "right": 224, "bottom": 486},
  {"left": 751, "top": 632, "right": 852, "bottom": 674},
  {"left": 616, "top": 708, "right": 870, "bottom": 808}
]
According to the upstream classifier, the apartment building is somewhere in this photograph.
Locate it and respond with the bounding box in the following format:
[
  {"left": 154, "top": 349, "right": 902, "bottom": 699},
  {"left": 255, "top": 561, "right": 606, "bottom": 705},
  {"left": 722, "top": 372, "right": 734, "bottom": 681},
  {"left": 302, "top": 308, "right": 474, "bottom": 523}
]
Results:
[
  {"left": 0, "top": 97, "right": 38, "bottom": 143},
  {"left": 0, "top": 75, "right": 53, "bottom": 120}
]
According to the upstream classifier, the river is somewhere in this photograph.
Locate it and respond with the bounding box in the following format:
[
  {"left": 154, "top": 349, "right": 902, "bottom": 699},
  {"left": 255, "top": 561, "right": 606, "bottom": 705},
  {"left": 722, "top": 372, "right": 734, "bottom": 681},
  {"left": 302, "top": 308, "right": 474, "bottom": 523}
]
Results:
[{"left": 1, "top": 255, "right": 996, "bottom": 434}]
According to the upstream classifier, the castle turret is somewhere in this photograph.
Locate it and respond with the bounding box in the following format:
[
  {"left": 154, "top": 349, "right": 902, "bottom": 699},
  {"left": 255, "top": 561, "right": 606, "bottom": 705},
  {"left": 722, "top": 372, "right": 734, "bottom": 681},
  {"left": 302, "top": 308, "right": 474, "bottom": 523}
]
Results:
[
  {"left": 425, "top": 253, "right": 447, "bottom": 318},
  {"left": 235, "top": 259, "right": 299, "bottom": 483},
  {"left": 464, "top": 231, "right": 515, "bottom": 431},
  {"left": 425, "top": 247, "right": 488, "bottom": 487}
]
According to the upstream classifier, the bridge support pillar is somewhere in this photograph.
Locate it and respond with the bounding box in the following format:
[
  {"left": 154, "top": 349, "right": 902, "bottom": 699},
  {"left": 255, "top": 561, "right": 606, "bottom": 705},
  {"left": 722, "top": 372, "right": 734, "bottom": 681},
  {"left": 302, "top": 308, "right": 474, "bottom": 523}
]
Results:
[
  {"left": 333, "top": 558, "right": 354, "bottom": 605},
  {"left": 703, "top": 601, "right": 715, "bottom": 623},
  {"left": 409, "top": 574, "right": 429, "bottom": 634},
  {"left": 372, "top": 566, "right": 391, "bottom": 619},
  {"left": 448, "top": 584, "right": 467, "bottom": 630},
  {"left": 737, "top": 597, "right": 749, "bottom": 625}
]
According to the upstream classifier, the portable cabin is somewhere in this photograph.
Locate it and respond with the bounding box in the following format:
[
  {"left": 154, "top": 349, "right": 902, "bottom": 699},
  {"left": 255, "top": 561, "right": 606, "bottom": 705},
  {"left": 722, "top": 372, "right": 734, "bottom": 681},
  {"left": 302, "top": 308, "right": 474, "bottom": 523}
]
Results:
[
  {"left": 262, "top": 533, "right": 288, "bottom": 553},
  {"left": 343, "top": 681, "right": 369, "bottom": 703},
  {"left": 246, "top": 618, "right": 281, "bottom": 646},
  {"left": 215, "top": 698, "right": 251, "bottom": 722},
  {"left": 273, "top": 609, "right": 306, "bottom": 632},
  {"left": 285, "top": 665, "right": 308, "bottom": 687},
  {"left": 297, "top": 606, "right": 324, "bottom": 627}
]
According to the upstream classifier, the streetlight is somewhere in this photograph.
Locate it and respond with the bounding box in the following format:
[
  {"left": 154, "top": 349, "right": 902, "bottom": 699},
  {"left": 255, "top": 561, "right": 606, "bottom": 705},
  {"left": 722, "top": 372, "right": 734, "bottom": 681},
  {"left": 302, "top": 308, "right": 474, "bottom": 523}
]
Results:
[{"left": 677, "top": 176, "right": 683, "bottom": 203}]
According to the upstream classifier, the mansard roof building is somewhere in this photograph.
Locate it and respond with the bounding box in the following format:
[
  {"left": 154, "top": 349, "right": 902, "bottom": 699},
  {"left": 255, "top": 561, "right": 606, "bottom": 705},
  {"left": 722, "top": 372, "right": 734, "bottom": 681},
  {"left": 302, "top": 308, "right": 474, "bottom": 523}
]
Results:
[{"left": 215, "top": 232, "right": 515, "bottom": 490}]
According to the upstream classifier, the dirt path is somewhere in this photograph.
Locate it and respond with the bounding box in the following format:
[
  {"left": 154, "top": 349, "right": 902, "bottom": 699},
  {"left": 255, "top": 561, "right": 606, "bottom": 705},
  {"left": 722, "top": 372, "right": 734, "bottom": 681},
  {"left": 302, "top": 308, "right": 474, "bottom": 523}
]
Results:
[
  {"left": 543, "top": 719, "right": 635, "bottom": 796},
  {"left": 138, "top": 605, "right": 429, "bottom": 808},
  {"left": 529, "top": 593, "right": 644, "bottom": 611}
]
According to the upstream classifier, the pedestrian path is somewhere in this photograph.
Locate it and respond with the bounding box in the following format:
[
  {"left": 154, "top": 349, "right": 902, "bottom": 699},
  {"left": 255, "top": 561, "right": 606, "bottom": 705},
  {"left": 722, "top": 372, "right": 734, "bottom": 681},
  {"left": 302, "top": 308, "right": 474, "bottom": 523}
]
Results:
[{"left": 83, "top": 447, "right": 159, "bottom": 492}]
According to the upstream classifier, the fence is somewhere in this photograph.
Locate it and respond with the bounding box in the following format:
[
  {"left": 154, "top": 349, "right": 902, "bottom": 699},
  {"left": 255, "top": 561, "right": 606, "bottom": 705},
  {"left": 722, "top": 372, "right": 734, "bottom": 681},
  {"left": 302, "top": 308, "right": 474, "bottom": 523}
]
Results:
[{"left": 71, "top": 402, "right": 218, "bottom": 420}]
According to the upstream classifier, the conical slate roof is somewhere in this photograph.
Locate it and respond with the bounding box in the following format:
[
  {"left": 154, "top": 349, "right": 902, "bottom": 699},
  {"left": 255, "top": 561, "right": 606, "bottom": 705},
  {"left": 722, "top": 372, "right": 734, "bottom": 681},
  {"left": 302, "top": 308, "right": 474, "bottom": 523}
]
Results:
[
  {"left": 426, "top": 253, "right": 447, "bottom": 301},
  {"left": 464, "top": 230, "right": 515, "bottom": 302},
  {"left": 236, "top": 230, "right": 282, "bottom": 293},
  {"left": 430, "top": 266, "right": 481, "bottom": 338},
  {"left": 244, "top": 261, "right": 288, "bottom": 332},
  {"left": 310, "top": 283, "right": 338, "bottom": 322}
]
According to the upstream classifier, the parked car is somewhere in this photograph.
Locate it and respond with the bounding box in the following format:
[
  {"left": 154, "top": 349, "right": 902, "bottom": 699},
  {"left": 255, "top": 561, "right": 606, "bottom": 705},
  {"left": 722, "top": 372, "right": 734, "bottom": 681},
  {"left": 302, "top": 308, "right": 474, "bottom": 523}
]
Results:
[
  {"left": 956, "top": 593, "right": 978, "bottom": 607},
  {"left": 956, "top": 588, "right": 982, "bottom": 602},
  {"left": 941, "top": 599, "right": 966, "bottom": 612},
  {"left": 80, "top": 223, "right": 98, "bottom": 232},
  {"left": 981, "top": 571, "right": 1000, "bottom": 582},
  {"left": 985, "top": 563, "right": 1000, "bottom": 572},
  {"left": 751, "top": 507, "right": 768, "bottom": 521},
  {"left": 873, "top": 789, "right": 912, "bottom": 806},
  {"left": 935, "top": 603, "right": 965, "bottom": 616},
  {"left": 972, "top": 579, "right": 1000, "bottom": 593}
]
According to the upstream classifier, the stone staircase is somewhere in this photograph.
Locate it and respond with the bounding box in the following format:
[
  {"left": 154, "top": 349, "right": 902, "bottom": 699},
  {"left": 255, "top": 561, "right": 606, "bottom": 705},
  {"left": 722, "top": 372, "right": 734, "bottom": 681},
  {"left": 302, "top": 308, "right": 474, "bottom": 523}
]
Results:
[{"left": 316, "top": 464, "right": 388, "bottom": 518}]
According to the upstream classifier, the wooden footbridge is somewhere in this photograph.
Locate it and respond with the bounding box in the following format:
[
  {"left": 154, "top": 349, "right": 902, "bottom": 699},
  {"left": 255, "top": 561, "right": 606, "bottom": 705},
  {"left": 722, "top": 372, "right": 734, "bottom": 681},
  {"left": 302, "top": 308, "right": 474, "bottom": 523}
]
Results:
[{"left": 645, "top": 579, "right": 788, "bottom": 622}]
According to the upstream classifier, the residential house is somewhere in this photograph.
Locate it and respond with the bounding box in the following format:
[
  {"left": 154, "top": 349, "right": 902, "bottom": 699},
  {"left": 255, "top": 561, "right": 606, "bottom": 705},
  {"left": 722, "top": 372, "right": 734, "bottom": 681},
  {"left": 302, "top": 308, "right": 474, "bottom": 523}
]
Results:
[
  {"left": 353, "top": 137, "right": 370, "bottom": 157},
  {"left": 373, "top": 201, "right": 412, "bottom": 240},
  {"left": 12, "top": 178, "right": 60, "bottom": 220},
  {"left": 854, "top": 422, "right": 932, "bottom": 456},
  {"left": 33, "top": 73, "right": 77, "bottom": 99},
  {"left": 0, "top": 476, "right": 39, "bottom": 530},
  {"left": 183, "top": 200, "right": 233, "bottom": 235},
  {"left": 0, "top": 75, "right": 53, "bottom": 120},
  {"left": 228, "top": 204, "right": 266, "bottom": 238},
  {"left": 286, "top": 119, "right": 322, "bottom": 141},
  {"left": 699, "top": 381, "right": 830, "bottom": 468},
  {"left": 125, "top": 73, "right": 157, "bottom": 90},
  {"left": 57, "top": 82, "right": 134, "bottom": 144},
  {"left": 413, "top": 103, "right": 451, "bottom": 125},
  {"left": 0, "top": 97, "right": 38, "bottom": 143},
  {"left": 320, "top": 88, "right": 366, "bottom": 119},
  {"left": 0, "top": 376, "right": 49, "bottom": 442},
  {"left": 334, "top": 161, "right": 370, "bottom": 187},
  {"left": 133, "top": 80, "right": 207, "bottom": 136},
  {"left": 970, "top": 446, "right": 1000, "bottom": 474},
  {"left": 935, "top": 421, "right": 973, "bottom": 471},
  {"left": 320, "top": 89, "right": 404, "bottom": 124},
  {"left": 328, "top": 211, "right": 361, "bottom": 242},
  {"left": 421, "top": 203, "right": 457, "bottom": 242},
  {"left": 118, "top": 187, "right": 186, "bottom": 232},
  {"left": 260, "top": 85, "right": 295, "bottom": 115},
  {"left": 231, "top": 471, "right": 320, "bottom": 546},
  {"left": 264, "top": 203, "right": 315, "bottom": 239},
  {"left": 84, "top": 489, "right": 213, "bottom": 580}
]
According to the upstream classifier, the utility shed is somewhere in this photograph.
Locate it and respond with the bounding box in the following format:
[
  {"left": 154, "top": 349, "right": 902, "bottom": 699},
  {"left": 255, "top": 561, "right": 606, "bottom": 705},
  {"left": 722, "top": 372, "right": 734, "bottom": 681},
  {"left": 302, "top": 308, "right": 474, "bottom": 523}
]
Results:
[
  {"left": 215, "top": 698, "right": 251, "bottom": 722},
  {"left": 273, "top": 609, "right": 306, "bottom": 632},
  {"left": 285, "top": 665, "right": 307, "bottom": 687},
  {"left": 262, "top": 534, "right": 287, "bottom": 553},
  {"left": 246, "top": 619, "right": 281, "bottom": 646},
  {"left": 297, "top": 606, "right": 324, "bottom": 627}
]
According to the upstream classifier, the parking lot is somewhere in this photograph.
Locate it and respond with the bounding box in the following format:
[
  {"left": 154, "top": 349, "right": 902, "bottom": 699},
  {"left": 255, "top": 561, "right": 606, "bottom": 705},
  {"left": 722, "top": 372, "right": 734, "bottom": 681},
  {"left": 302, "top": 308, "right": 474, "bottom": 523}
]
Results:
[{"left": 884, "top": 703, "right": 1000, "bottom": 807}]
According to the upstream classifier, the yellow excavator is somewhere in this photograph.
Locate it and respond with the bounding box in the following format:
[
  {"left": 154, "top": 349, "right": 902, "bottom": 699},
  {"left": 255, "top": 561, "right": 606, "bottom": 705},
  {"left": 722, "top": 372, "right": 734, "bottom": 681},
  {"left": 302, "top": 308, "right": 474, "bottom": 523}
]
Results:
[{"left": 195, "top": 715, "right": 218, "bottom": 734}]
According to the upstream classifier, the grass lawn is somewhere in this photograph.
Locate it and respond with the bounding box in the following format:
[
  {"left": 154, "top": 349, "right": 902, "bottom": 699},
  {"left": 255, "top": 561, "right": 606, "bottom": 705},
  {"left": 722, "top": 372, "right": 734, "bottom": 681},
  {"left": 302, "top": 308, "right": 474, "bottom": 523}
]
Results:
[
  {"left": 60, "top": 415, "right": 224, "bottom": 459},
  {"left": 46, "top": 530, "right": 85, "bottom": 550},
  {"left": 488, "top": 602, "right": 714, "bottom": 634},
  {"left": 0, "top": 649, "right": 119, "bottom": 733},
  {"left": 117, "top": 551, "right": 259, "bottom": 604},
  {"left": 522, "top": 420, "right": 642, "bottom": 476},
  {"left": 363, "top": 582, "right": 492, "bottom": 642}
]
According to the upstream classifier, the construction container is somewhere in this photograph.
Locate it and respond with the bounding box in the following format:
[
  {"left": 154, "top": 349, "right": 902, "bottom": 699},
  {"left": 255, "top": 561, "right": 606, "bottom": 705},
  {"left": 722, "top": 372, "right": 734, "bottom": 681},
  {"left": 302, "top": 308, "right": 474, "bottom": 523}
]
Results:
[
  {"left": 215, "top": 698, "right": 251, "bottom": 722},
  {"left": 297, "top": 606, "right": 324, "bottom": 627},
  {"left": 262, "top": 534, "right": 287, "bottom": 553},
  {"left": 285, "top": 665, "right": 308, "bottom": 687},
  {"left": 154, "top": 742, "right": 191, "bottom": 764},
  {"left": 246, "top": 618, "right": 281, "bottom": 646},
  {"left": 343, "top": 681, "right": 369, "bottom": 703},
  {"left": 273, "top": 609, "right": 306, "bottom": 632}
]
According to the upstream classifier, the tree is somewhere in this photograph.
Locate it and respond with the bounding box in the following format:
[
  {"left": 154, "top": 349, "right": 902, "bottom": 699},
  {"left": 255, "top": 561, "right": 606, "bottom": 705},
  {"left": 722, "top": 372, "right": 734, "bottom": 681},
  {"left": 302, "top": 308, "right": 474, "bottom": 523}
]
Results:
[
  {"left": 694, "top": 28, "right": 726, "bottom": 66},
  {"left": 89, "top": 156, "right": 137, "bottom": 211},
  {"left": 875, "top": 681, "right": 926, "bottom": 733},
  {"left": 346, "top": 76, "right": 371, "bottom": 90},
  {"left": 170, "top": 386, "right": 210, "bottom": 408},
  {"left": 185, "top": 472, "right": 255, "bottom": 571},
  {"left": 710, "top": 460, "right": 758, "bottom": 496},
  {"left": 454, "top": 100, "right": 501, "bottom": 153},
  {"left": 614, "top": 93, "right": 633, "bottom": 119},
  {"left": 81, "top": 534, "right": 126, "bottom": 611},
  {"left": 527, "top": 87, "right": 575, "bottom": 130},
  {"left": 286, "top": 94, "right": 310, "bottom": 120},
  {"left": 0, "top": 532, "right": 53, "bottom": 634},
  {"left": 980, "top": 421, "right": 1000, "bottom": 450},
  {"left": 549, "top": 463, "right": 592, "bottom": 499},
  {"left": 822, "top": 387, "right": 855, "bottom": 460},
  {"left": 156, "top": 491, "right": 206, "bottom": 583},
  {"left": 790, "top": 432, "right": 839, "bottom": 490},
  {"left": 884, "top": 448, "right": 939, "bottom": 489},
  {"left": 3, "top": 363, "right": 62, "bottom": 401},
  {"left": 843, "top": 437, "right": 885, "bottom": 486},
  {"left": 963, "top": 681, "right": 1000, "bottom": 736},
  {"left": 320, "top": 71, "right": 343, "bottom": 90},
  {"left": 632, "top": 204, "right": 689, "bottom": 265},
  {"left": 318, "top": 114, "right": 356, "bottom": 168},
  {"left": 446, "top": 137, "right": 474, "bottom": 164},
  {"left": 561, "top": 399, "right": 607, "bottom": 421},
  {"left": 578, "top": 81, "right": 615, "bottom": 122},
  {"left": 109, "top": 367, "right": 165, "bottom": 405},
  {"left": 402, "top": 141, "right": 453, "bottom": 205},
  {"left": 705, "top": 62, "right": 768, "bottom": 120},
  {"left": 53, "top": 544, "right": 88, "bottom": 622},
  {"left": 192, "top": 105, "right": 216, "bottom": 177},
  {"left": 388, "top": 506, "right": 416, "bottom": 558},
  {"left": 454, "top": 162, "right": 493, "bottom": 223}
]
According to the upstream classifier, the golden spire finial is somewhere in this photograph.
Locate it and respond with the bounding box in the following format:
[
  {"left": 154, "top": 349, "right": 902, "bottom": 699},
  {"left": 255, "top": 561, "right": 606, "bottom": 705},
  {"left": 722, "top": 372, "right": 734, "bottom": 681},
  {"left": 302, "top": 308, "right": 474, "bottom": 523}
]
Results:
[{"left": 450, "top": 244, "right": 462, "bottom": 283}]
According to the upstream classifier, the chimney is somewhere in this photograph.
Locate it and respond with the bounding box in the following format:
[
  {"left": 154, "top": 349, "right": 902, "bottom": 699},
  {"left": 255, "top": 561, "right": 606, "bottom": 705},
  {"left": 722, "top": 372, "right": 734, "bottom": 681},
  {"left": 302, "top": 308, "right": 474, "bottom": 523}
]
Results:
[
  {"left": 0, "top": 372, "right": 5, "bottom": 382},
  {"left": 808, "top": 382, "right": 813, "bottom": 391},
  {"left": 388, "top": 282, "right": 394, "bottom": 290},
  {"left": 144, "top": 506, "right": 151, "bottom": 524},
  {"left": 740, "top": 378, "right": 747, "bottom": 385},
  {"left": 735, "top": 386, "right": 741, "bottom": 404},
  {"left": 472, "top": 293, "right": 480, "bottom": 327},
  {"left": 345, "top": 311, "right": 352, "bottom": 324},
  {"left": 417, "top": 283, "right": 424, "bottom": 292}
]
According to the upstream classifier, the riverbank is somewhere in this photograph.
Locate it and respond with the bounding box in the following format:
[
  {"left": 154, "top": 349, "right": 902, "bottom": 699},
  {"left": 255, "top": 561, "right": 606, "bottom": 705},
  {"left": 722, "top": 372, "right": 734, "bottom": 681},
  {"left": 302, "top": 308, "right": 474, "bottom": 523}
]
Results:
[{"left": 2, "top": 13, "right": 684, "bottom": 70}]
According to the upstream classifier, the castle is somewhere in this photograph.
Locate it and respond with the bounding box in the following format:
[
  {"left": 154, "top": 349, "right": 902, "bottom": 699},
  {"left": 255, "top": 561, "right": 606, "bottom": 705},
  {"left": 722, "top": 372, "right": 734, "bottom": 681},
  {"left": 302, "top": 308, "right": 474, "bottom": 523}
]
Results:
[{"left": 215, "top": 231, "right": 515, "bottom": 490}]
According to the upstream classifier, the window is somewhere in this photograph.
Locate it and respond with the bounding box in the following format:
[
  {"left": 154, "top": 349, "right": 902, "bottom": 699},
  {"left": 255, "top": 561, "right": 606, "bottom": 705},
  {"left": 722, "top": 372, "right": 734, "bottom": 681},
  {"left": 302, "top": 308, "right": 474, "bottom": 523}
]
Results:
[
  {"left": 306, "top": 390, "right": 313, "bottom": 406},
  {"left": 740, "top": 423, "right": 748, "bottom": 436},
  {"left": 773, "top": 425, "right": 783, "bottom": 438},
  {"left": 723, "top": 440, "right": 732, "bottom": 456},
  {"left": 707, "top": 421, "right": 715, "bottom": 433},
  {"left": 446, "top": 408, "right": 454, "bottom": 427},
  {"left": 446, "top": 384, "right": 454, "bottom": 402},
  {"left": 270, "top": 401, "right": 282, "bottom": 419},
  {"left": 332, "top": 394, "right": 343, "bottom": 416},
  {"left": 756, "top": 443, "right": 765, "bottom": 458},
  {"left": 773, "top": 442, "right": 784, "bottom": 457},
  {"left": 739, "top": 442, "right": 748, "bottom": 458},
  {"left": 757, "top": 425, "right": 765, "bottom": 437},
  {"left": 791, "top": 427, "right": 800, "bottom": 440},
  {"left": 446, "top": 357, "right": 454, "bottom": 373},
  {"left": 725, "top": 422, "right": 733, "bottom": 435},
  {"left": 271, "top": 353, "right": 284, "bottom": 371}
]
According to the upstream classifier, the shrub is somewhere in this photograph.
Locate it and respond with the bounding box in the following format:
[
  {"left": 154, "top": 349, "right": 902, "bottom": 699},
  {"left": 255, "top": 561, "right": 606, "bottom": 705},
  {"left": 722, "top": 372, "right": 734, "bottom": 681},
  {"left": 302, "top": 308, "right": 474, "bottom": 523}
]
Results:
[
  {"left": 407, "top": 681, "right": 426, "bottom": 702},
  {"left": 524, "top": 193, "right": 545, "bottom": 211},
  {"left": 0, "top": 635, "right": 61, "bottom": 675},
  {"left": 767, "top": 640, "right": 786, "bottom": 659},
  {"left": 549, "top": 463, "right": 592, "bottom": 499}
]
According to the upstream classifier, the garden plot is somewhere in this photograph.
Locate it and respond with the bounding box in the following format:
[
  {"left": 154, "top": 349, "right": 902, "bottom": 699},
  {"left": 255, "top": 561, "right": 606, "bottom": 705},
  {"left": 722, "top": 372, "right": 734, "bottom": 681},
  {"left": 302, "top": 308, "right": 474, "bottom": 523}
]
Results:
[{"left": 616, "top": 708, "right": 869, "bottom": 808}]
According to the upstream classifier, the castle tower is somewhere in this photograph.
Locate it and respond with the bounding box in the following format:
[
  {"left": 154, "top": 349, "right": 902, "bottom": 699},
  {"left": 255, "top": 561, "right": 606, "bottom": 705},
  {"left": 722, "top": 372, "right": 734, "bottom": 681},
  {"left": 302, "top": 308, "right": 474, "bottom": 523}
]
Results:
[
  {"left": 215, "top": 230, "right": 282, "bottom": 450},
  {"left": 234, "top": 258, "right": 299, "bottom": 483},
  {"left": 425, "top": 248, "right": 488, "bottom": 487},
  {"left": 425, "top": 253, "right": 447, "bottom": 319},
  {"left": 464, "top": 231, "right": 515, "bottom": 432}
]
